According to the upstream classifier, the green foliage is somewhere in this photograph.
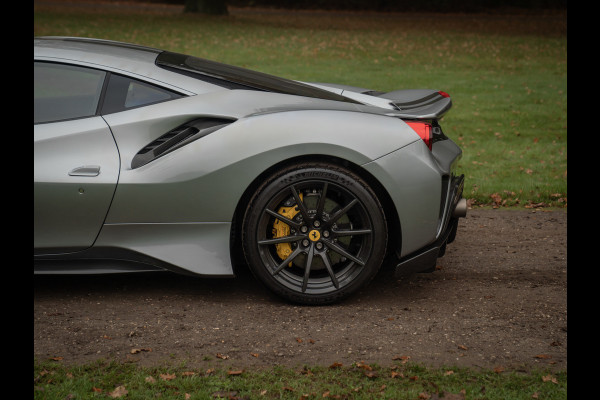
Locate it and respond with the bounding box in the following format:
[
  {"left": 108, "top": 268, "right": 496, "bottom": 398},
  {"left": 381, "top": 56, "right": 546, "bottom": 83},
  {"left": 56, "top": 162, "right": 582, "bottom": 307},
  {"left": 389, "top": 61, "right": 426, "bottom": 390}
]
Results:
[
  {"left": 184, "top": 0, "right": 228, "bottom": 15},
  {"left": 34, "top": 359, "right": 567, "bottom": 399},
  {"left": 33, "top": 5, "right": 566, "bottom": 208}
]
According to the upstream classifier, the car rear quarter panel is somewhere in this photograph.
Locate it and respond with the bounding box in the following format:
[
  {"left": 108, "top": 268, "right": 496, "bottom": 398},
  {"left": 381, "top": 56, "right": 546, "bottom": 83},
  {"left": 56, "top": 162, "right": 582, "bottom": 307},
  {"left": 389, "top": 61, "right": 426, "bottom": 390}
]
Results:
[
  {"left": 97, "top": 92, "right": 449, "bottom": 276},
  {"left": 103, "top": 104, "right": 420, "bottom": 224},
  {"left": 96, "top": 100, "right": 425, "bottom": 276}
]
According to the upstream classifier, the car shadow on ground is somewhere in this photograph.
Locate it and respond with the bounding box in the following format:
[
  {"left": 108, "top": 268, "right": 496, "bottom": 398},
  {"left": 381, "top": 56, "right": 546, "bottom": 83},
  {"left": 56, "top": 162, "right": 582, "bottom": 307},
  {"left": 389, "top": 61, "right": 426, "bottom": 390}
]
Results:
[{"left": 33, "top": 257, "right": 408, "bottom": 306}]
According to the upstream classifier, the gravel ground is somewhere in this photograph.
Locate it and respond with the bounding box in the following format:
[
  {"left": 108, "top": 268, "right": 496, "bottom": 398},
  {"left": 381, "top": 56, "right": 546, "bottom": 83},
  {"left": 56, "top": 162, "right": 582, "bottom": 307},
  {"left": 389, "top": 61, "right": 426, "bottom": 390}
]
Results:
[{"left": 33, "top": 209, "right": 567, "bottom": 372}]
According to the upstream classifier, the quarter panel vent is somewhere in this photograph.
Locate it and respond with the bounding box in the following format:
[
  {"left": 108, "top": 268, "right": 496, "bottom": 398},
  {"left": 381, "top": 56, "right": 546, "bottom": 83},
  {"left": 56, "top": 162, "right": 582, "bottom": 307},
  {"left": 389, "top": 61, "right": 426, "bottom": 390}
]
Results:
[{"left": 131, "top": 117, "right": 235, "bottom": 169}]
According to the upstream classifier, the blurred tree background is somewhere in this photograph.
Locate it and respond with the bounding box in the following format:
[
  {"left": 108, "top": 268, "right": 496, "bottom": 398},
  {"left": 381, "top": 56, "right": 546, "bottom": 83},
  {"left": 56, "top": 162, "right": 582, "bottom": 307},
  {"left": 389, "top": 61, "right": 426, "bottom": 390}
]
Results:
[{"left": 180, "top": 0, "right": 565, "bottom": 15}]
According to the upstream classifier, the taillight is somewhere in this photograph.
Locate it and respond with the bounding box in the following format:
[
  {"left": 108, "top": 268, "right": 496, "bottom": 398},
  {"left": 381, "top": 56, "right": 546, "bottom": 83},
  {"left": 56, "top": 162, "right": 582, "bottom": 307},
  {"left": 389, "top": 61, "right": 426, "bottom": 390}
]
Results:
[
  {"left": 405, "top": 121, "right": 433, "bottom": 151},
  {"left": 438, "top": 90, "right": 450, "bottom": 98}
]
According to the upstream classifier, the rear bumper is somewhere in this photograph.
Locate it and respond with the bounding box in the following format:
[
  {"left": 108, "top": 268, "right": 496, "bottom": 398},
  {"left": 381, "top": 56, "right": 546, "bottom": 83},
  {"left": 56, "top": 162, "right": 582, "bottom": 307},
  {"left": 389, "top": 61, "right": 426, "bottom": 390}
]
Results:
[{"left": 395, "top": 173, "right": 465, "bottom": 277}]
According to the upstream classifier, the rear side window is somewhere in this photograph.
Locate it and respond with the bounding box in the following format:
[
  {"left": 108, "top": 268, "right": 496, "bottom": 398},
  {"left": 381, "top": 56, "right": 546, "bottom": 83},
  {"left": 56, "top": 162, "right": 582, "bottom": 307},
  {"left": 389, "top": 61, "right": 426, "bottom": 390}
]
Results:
[
  {"left": 101, "top": 73, "right": 182, "bottom": 115},
  {"left": 34, "top": 62, "right": 106, "bottom": 124}
]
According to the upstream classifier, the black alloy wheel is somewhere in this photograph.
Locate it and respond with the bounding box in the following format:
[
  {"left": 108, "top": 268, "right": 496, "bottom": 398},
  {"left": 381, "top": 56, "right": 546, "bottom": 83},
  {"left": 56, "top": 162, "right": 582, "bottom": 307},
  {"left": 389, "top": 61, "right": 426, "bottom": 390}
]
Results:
[{"left": 242, "top": 162, "right": 387, "bottom": 304}]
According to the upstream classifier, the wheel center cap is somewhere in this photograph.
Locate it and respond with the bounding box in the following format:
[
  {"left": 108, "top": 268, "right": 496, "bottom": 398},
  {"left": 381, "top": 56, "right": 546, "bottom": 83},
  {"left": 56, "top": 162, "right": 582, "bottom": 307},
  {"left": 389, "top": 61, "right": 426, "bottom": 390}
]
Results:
[{"left": 308, "top": 229, "right": 321, "bottom": 242}]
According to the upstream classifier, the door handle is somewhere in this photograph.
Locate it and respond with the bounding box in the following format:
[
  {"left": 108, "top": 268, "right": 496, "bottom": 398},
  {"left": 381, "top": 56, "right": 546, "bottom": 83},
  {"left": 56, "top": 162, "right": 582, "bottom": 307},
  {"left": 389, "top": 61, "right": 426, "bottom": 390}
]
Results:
[{"left": 68, "top": 165, "right": 101, "bottom": 177}]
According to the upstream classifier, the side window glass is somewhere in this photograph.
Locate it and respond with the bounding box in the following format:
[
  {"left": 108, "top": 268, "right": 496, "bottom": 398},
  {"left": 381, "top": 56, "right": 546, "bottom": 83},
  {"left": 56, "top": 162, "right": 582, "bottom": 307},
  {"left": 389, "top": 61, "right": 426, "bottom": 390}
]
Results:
[
  {"left": 125, "top": 80, "right": 173, "bottom": 107},
  {"left": 101, "top": 74, "right": 182, "bottom": 115},
  {"left": 34, "top": 62, "right": 106, "bottom": 124}
]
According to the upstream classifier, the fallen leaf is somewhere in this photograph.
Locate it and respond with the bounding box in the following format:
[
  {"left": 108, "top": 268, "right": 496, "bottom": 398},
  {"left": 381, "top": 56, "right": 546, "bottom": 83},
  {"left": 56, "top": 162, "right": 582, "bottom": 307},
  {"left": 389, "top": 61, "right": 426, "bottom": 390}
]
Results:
[
  {"left": 228, "top": 370, "right": 244, "bottom": 376},
  {"left": 130, "top": 348, "right": 152, "bottom": 354},
  {"left": 216, "top": 353, "right": 229, "bottom": 359},
  {"left": 91, "top": 387, "right": 102, "bottom": 393},
  {"left": 356, "top": 361, "right": 372, "bottom": 371},
  {"left": 250, "top": 353, "right": 259, "bottom": 358},
  {"left": 458, "top": 345, "right": 468, "bottom": 351},
  {"left": 392, "top": 355, "right": 411, "bottom": 363},
  {"left": 109, "top": 385, "right": 128, "bottom": 398},
  {"left": 445, "top": 370, "right": 455, "bottom": 376},
  {"left": 329, "top": 362, "right": 343, "bottom": 369},
  {"left": 364, "top": 371, "right": 378, "bottom": 378},
  {"left": 391, "top": 371, "right": 403, "bottom": 378},
  {"left": 181, "top": 371, "right": 196, "bottom": 377},
  {"left": 160, "top": 373, "right": 176, "bottom": 381},
  {"left": 296, "top": 338, "right": 303, "bottom": 343},
  {"left": 542, "top": 375, "right": 558, "bottom": 384},
  {"left": 534, "top": 354, "right": 552, "bottom": 359},
  {"left": 145, "top": 376, "right": 156, "bottom": 383},
  {"left": 50, "top": 357, "right": 63, "bottom": 361},
  {"left": 493, "top": 366, "right": 504, "bottom": 374}
]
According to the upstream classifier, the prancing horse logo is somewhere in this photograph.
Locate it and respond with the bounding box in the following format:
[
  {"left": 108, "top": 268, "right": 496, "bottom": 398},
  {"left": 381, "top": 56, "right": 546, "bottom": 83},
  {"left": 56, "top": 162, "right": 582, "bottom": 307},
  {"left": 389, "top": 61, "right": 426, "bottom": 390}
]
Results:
[{"left": 308, "top": 229, "right": 321, "bottom": 242}]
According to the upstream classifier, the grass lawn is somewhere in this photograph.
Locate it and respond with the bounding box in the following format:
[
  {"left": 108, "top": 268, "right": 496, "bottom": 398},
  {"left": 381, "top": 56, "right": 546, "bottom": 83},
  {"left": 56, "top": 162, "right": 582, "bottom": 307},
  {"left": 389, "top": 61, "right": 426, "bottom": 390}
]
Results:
[{"left": 34, "top": 358, "right": 567, "bottom": 399}]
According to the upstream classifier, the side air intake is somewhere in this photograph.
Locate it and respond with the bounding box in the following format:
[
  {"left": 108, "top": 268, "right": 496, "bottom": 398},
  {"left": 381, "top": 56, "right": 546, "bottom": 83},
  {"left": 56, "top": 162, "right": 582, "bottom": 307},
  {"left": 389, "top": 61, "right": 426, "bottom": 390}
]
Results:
[{"left": 131, "top": 117, "right": 235, "bottom": 169}]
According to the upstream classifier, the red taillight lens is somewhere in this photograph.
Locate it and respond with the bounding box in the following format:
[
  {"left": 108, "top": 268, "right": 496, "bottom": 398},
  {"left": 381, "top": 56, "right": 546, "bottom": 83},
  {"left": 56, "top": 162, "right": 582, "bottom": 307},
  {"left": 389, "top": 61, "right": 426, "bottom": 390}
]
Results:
[
  {"left": 406, "top": 121, "right": 433, "bottom": 151},
  {"left": 438, "top": 90, "right": 450, "bottom": 98}
]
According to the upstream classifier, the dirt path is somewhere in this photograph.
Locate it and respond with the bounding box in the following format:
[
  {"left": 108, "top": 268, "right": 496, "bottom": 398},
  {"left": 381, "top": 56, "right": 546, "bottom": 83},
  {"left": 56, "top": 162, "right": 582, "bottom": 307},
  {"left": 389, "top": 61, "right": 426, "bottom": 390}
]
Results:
[{"left": 33, "top": 209, "right": 567, "bottom": 372}]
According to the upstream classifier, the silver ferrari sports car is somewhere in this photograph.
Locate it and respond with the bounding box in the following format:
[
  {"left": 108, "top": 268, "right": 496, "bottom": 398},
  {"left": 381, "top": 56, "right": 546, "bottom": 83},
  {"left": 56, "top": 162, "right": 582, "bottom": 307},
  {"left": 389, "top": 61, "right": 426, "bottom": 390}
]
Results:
[{"left": 34, "top": 37, "right": 466, "bottom": 304}]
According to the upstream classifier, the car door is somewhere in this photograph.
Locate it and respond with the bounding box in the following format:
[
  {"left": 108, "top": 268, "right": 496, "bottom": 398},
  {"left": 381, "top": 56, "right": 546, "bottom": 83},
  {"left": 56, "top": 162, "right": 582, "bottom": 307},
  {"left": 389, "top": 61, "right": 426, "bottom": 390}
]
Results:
[{"left": 34, "top": 61, "right": 120, "bottom": 254}]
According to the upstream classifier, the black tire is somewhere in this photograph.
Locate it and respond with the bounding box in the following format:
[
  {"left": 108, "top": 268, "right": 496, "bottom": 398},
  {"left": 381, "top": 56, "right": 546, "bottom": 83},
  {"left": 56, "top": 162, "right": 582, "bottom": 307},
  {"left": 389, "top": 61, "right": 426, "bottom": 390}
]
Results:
[{"left": 242, "top": 162, "right": 387, "bottom": 305}]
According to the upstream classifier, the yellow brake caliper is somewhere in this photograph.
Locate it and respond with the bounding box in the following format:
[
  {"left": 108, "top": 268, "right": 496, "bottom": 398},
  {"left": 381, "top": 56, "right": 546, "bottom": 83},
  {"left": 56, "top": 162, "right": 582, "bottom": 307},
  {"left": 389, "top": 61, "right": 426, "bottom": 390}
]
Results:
[{"left": 272, "top": 193, "right": 303, "bottom": 265}]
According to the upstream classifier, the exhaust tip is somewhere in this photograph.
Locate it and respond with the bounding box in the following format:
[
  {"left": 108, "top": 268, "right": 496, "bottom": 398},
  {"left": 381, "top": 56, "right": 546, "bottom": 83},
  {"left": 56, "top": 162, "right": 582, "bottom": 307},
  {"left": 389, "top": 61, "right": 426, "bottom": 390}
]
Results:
[{"left": 453, "top": 198, "right": 467, "bottom": 218}]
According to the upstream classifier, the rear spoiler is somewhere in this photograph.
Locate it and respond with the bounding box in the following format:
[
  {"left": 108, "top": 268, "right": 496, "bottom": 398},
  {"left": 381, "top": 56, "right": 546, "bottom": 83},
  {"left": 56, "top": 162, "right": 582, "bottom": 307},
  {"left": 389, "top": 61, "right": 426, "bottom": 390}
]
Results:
[
  {"left": 378, "top": 89, "right": 452, "bottom": 120},
  {"left": 306, "top": 83, "right": 453, "bottom": 120}
]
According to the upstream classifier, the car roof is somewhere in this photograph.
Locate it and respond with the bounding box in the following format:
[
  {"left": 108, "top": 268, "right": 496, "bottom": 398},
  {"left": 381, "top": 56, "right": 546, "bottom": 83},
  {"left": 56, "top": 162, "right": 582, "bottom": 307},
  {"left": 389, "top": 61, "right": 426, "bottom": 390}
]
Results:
[
  {"left": 35, "top": 37, "right": 161, "bottom": 69},
  {"left": 34, "top": 37, "right": 211, "bottom": 95}
]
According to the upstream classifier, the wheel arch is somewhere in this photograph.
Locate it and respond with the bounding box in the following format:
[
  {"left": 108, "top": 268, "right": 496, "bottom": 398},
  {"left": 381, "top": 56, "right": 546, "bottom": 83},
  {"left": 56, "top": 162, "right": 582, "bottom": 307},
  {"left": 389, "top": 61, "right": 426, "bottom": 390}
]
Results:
[{"left": 228, "top": 154, "right": 402, "bottom": 276}]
